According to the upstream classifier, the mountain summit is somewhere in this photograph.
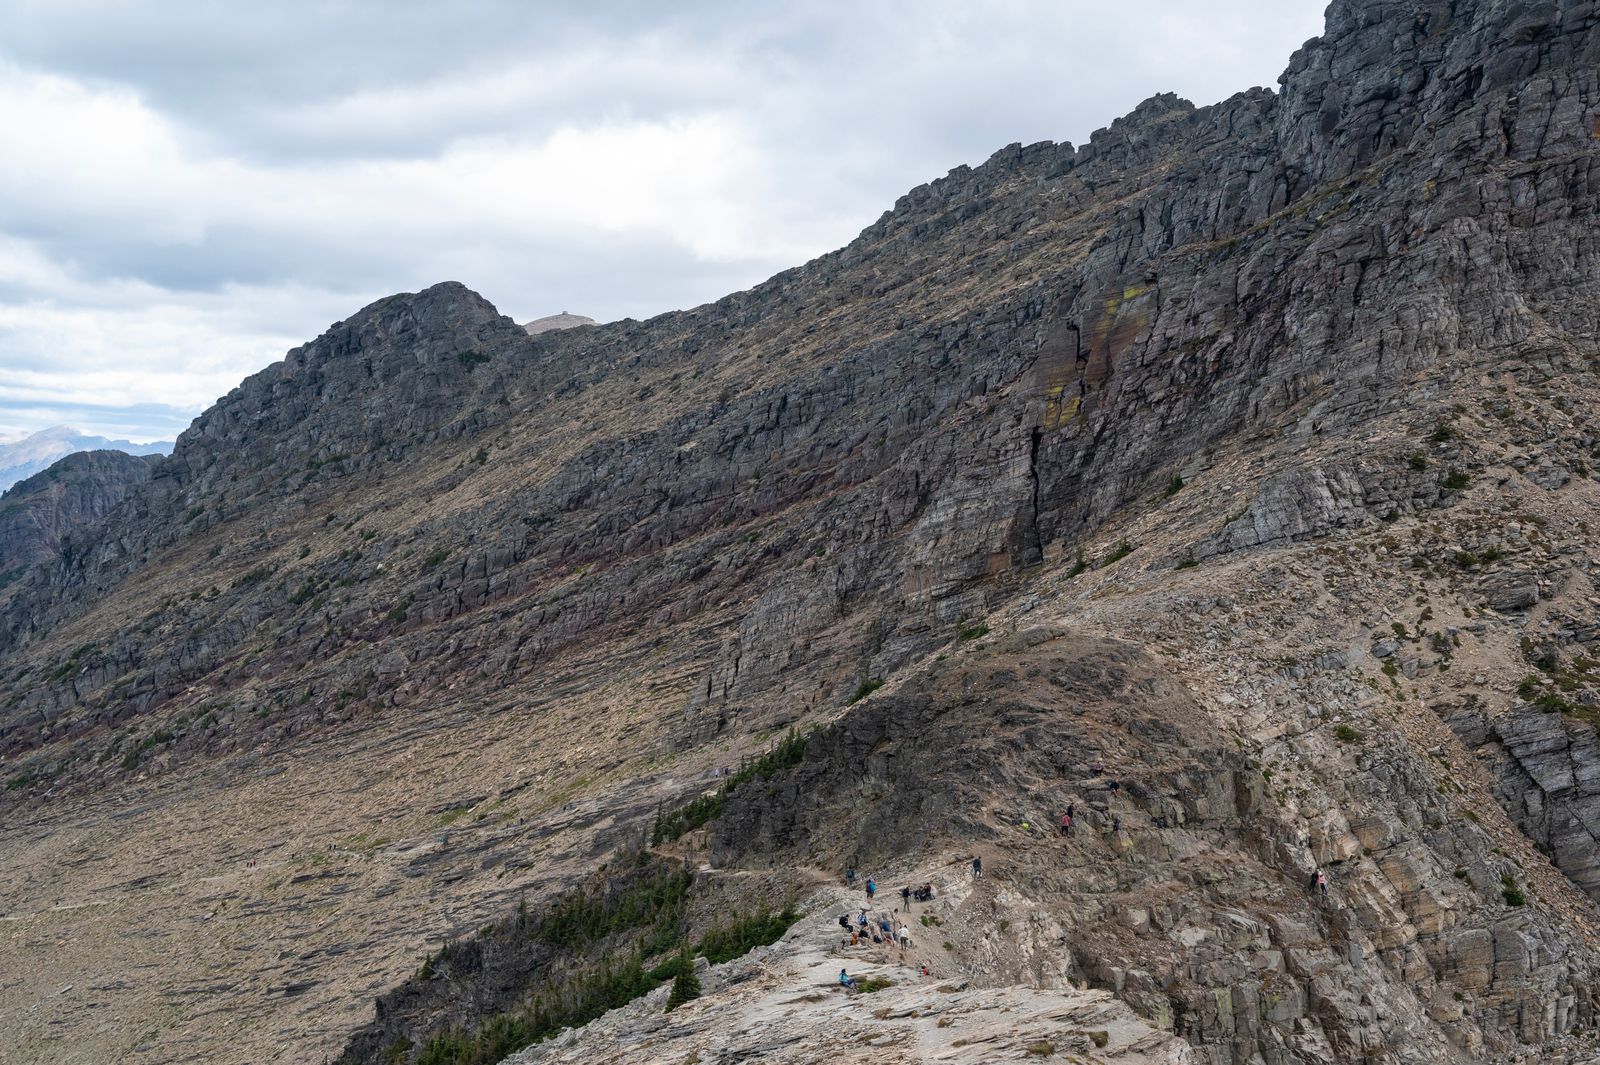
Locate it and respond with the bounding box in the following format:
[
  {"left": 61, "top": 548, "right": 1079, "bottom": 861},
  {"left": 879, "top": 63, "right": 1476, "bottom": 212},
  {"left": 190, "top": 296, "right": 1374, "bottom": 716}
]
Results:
[
  {"left": 2, "top": 1, "right": 1599, "bottom": 1063},
  {"left": 521, "top": 311, "right": 597, "bottom": 335}
]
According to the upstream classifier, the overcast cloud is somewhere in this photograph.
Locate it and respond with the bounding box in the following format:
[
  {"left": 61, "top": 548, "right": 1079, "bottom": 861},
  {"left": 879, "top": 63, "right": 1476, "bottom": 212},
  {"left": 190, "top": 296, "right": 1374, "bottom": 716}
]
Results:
[{"left": 0, "top": 0, "right": 1327, "bottom": 442}]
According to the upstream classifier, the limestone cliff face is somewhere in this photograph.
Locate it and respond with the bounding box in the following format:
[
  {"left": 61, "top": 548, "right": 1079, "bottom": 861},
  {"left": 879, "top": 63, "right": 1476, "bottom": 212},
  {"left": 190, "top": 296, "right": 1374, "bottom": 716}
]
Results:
[
  {"left": 3, "top": 2, "right": 1600, "bottom": 1064},
  {"left": 0, "top": 450, "right": 161, "bottom": 578}
]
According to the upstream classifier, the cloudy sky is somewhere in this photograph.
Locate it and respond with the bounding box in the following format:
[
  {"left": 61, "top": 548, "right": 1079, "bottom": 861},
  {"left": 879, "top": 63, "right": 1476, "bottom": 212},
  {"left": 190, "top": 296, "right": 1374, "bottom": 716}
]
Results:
[{"left": 0, "top": 0, "right": 1327, "bottom": 442}]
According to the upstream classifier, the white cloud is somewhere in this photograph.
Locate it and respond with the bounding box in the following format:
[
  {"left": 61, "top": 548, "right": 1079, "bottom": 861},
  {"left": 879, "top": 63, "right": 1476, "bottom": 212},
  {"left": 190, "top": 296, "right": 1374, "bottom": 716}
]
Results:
[{"left": 0, "top": 1, "right": 1329, "bottom": 440}]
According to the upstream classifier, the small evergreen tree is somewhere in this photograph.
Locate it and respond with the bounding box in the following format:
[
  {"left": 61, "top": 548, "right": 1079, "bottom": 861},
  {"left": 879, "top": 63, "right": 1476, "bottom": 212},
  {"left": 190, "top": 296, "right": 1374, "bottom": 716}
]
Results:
[{"left": 664, "top": 945, "right": 700, "bottom": 1012}]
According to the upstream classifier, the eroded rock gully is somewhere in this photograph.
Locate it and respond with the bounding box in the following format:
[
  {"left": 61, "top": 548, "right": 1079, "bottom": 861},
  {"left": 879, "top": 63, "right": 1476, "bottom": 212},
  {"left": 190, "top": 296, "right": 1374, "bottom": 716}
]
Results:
[{"left": 3, "top": 0, "right": 1600, "bottom": 1062}]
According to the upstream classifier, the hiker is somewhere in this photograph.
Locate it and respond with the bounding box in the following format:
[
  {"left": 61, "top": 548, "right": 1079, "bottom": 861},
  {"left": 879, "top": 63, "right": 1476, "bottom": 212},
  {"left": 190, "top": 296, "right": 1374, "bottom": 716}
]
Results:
[
  {"left": 846, "top": 866, "right": 857, "bottom": 886},
  {"left": 1108, "top": 779, "right": 1121, "bottom": 795},
  {"left": 915, "top": 882, "right": 935, "bottom": 902},
  {"left": 840, "top": 968, "right": 857, "bottom": 990},
  {"left": 838, "top": 913, "right": 852, "bottom": 932},
  {"left": 972, "top": 856, "right": 983, "bottom": 878},
  {"left": 1060, "top": 812, "right": 1073, "bottom": 837},
  {"left": 879, "top": 915, "right": 892, "bottom": 938},
  {"left": 900, "top": 885, "right": 912, "bottom": 910},
  {"left": 898, "top": 923, "right": 911, "bottom": 949},
  {"left": 1112, "top": 815, "right": 1122, "bottom": 833},
  {"left": 1067, "top": 802, "right": 1075, "bottom": 820},
  {"left": 1316, "top": 870, "right": 1329, "bottom": 898},
  {"left": 866, "top": 877, "right": 876, "bottom": 900},
  {"left": 857, "top": 910, "right": 870, "bottom": 933}
]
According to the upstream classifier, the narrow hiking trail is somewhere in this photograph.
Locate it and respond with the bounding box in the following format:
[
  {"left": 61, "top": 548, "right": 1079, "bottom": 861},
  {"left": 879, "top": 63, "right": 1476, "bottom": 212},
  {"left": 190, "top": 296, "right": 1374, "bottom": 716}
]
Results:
[{"left": 503, "top": 875, "right": 1194, "bottom": 1065}]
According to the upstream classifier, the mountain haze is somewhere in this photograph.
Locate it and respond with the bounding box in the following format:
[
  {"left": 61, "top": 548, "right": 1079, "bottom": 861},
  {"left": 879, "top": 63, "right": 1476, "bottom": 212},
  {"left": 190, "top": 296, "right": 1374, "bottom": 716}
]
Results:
[
  {"left": 0, "top": 426, "right": 172, "bottom": 492},
  {"left": 2, "top": 1, "right": 1600, "bottom": 1063}
]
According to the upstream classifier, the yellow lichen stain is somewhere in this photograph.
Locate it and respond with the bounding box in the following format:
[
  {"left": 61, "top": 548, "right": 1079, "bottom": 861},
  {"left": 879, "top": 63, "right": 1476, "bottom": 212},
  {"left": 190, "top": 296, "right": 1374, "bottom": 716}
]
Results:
[
  {"left": 1592, "top": 116, "right": 1600, "bottom": 140},
  {"left": 1422, "top": 178, "right": 1437, "bottom": 200},
  {"left": 1044, "top": 390, "right": 1081, "bottom": 430}
]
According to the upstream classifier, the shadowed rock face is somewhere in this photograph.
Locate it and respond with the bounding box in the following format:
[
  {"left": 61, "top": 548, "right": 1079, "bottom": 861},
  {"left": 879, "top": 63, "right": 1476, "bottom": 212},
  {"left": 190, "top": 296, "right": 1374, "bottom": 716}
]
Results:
[
  {"left": 2, "top": 1, "right": 1600, "bottom": 1063},
  {"left": 0, "top": 450, "right": 162, "bottom": 578}
]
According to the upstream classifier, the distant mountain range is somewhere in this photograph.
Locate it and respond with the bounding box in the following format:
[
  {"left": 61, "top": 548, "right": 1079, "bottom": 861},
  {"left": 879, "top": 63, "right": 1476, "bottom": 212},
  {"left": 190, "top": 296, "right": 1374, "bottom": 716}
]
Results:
[{"left": 0, "top": 426, "right": 171, "bottom": 492}]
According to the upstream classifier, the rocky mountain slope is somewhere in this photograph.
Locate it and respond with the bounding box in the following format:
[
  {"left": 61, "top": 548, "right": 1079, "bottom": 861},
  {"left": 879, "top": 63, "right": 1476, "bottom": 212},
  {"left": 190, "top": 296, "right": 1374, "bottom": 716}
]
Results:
[
  {"left": 1, "top": 0, "right": 1599, "bottom": 1062},
  {"left": 0, "top": 450, "right": 163, "bottom": 581},
  {"left": 0, "top": 426, "right": 171, "bottom": 492}
]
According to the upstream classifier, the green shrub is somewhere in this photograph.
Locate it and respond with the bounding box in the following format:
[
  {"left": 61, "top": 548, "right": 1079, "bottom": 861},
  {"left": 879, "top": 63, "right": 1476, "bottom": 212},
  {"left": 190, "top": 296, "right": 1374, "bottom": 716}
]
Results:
[
  {"left": 1430, "top": 421, "right": 1456, "bottom": 443},
  {"left": 1406, "top": 453, "right": 1429, "bottom": 470},
  {"left": 1502, "top": 875, "right": 1525, "bottom": 907},
  {"left": 651, "top": 729, "right": 807, "bottom": 844},
  {"left": 697, "top": 905, "right": 800, "bottom": 964},
  {"left": 957, "top": 622, "right": 989, "bottom": 643},
  {"left": 1065, "top": 553, "right": 1088, "bottom": 579},
  {"left": 1102, "top": 540, "right": 1134, "bottom": 566},
  {"left": 1334, "top": 724, "right": 1362, "bottom": 743},
  {"left": 849, "top": 678, "right": 884, "bottom": 704},
  {"left": 458, "top": 350, "right": 491, "bottom": 369},
  {"left": 855, "top": 976, "right": 894, "bottom": 994},
  {"left": 1442, "top": 469, "right": 1471, "bottom": 491},
  {"left": 1164, "top": 473, "right": 1184, "bottom": 497}
]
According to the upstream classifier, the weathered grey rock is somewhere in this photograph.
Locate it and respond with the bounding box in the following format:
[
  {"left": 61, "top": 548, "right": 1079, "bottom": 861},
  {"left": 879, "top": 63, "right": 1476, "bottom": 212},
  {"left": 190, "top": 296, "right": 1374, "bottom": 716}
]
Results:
[{"left": 0, "top": 450, "right": 162, "bottom": 577}]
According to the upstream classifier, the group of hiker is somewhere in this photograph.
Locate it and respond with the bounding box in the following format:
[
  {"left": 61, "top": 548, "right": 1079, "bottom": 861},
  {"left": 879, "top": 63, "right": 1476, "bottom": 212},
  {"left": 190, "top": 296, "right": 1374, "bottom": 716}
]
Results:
[
  {"left": 838, "top": 868, "right": 926, "bottom": 954},
  {"left": 836, "top": 906, "right": 912, "bottom": 950}
]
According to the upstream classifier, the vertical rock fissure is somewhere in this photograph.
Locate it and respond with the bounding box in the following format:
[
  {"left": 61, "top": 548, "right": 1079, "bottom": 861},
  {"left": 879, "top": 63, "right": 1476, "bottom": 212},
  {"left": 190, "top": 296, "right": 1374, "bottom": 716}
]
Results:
[{"left": 1025, "top": 426, "right": 1045, "bottom": 566}]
